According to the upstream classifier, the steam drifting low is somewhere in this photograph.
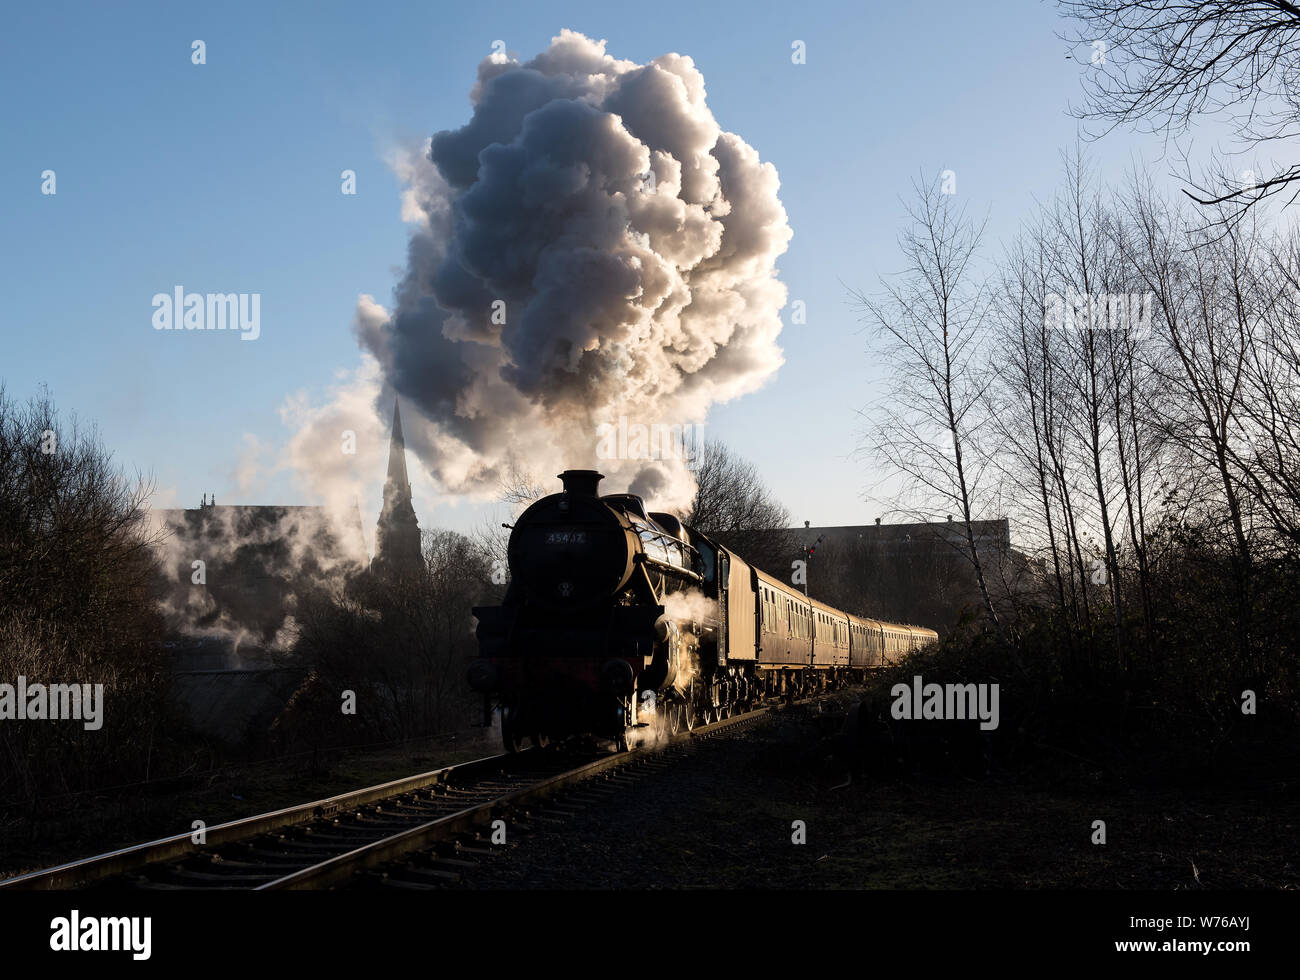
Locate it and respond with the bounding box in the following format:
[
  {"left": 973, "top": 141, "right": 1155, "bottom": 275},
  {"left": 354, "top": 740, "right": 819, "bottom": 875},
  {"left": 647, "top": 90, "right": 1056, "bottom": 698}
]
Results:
[{"left": 360, "top": 30, "right": 792, "bottom": 507}]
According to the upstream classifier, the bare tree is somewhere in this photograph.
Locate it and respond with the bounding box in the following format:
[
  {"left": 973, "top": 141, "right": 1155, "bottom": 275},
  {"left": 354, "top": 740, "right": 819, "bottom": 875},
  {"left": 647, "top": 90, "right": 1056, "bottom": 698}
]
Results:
[
  {"left": 1239, "top": 231, "right": 1300, "bottom": 550},
  {"left": 279, "top": 526, "right": 491, "bottom": 752},
  {"left": 681, "top": 439, "right": 798, "bottom": 578},
  {"left": 1044, "top": 155, "right": 1133, "bottom": 664},
  {"left": 1061, "top": 0, "right": 1300, "bottom": 227},
  {"left": 467, "top": 460, "right": 548, "bottom": 571},
  {"left": 989, "top": 228, "right": 1082, "bottom": 625},
  {"left": 1123, "top": 182, "right": 1262, "bottom": 675},
  {"left": 498, "top": 459, "right": 547, "bottom": 508},
  {"left": 853, "top": 174, "right": 1004, "bottom": 636},
  {"left": 0, "top": 387, "right": 168, "bottom": 804}
]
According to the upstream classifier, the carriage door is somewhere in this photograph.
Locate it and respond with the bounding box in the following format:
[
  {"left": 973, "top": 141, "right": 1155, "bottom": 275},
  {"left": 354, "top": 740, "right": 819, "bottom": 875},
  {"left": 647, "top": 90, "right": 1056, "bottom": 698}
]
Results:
[{"left": 718, "top": 551, "right": 730, "bottom": 665}]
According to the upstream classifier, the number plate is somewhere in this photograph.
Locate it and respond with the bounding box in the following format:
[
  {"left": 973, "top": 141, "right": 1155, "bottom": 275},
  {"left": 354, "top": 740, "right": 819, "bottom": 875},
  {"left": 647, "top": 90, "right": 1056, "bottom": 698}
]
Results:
[{"left": 545, "top": 530, "right": 588, "bottom": 545}]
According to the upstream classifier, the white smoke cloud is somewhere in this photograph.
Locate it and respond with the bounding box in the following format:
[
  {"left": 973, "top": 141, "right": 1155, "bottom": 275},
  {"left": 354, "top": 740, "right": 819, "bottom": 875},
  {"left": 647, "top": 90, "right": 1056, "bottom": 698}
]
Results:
[
  {"left": 660, "top": 587, "right": 718, "bottom": 626},
  {"left": 277, "top": 351, "right": 390, "bottom": 536},
  {"left": 360, "top": 29, "right": 793, "bottom": 510},
  {"left": 146, "top": 501, "right": 367, "bottom": 664}
]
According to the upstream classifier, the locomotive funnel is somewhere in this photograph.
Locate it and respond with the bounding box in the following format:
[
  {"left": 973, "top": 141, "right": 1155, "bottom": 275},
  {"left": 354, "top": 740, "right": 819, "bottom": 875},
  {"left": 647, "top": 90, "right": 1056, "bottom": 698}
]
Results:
[{"left": 558, "top": 469, "right": 604, "bottom": 496}]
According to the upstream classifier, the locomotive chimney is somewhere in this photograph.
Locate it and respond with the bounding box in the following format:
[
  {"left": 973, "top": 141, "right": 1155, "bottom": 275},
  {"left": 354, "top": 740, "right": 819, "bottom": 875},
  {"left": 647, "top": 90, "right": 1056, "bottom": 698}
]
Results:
[{"left": 558, "top": 469, "right": 604, "bottom": 497}]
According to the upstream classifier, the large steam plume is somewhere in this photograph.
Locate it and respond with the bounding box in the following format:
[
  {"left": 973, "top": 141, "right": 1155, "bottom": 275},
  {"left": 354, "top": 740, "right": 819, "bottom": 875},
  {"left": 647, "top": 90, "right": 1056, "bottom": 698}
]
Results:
[{"left": 358, "top": 30, "right": 792, "bottom": 508}]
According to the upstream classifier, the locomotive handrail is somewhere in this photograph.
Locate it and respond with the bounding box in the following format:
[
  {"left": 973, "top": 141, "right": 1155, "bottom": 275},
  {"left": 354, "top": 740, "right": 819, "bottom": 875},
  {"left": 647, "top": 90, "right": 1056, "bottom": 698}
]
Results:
[
  {"left": 631, "top": 521, "right": 703, "bottom": 577},
  {"left": 633, "top": 522, "right": 698, "bottom": 554},
  {"left": 633, "top": 550, "right": 704, "bottom": 583}
]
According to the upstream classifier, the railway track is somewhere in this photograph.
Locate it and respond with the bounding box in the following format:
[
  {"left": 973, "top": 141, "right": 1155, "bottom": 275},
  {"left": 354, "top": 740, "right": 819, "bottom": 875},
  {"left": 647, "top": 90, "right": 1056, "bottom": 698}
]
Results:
[
  {"left": 0, "top": 702, "right": 777, "bottom": 891},
  {"left": 345, "top": 705, "right": 772, "bottom": 890}
]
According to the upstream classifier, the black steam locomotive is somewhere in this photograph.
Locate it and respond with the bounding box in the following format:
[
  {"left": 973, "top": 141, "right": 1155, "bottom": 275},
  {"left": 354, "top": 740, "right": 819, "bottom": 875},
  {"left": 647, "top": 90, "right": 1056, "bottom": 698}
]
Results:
[{"left": 469, "top": 470, "right": 936, "bottom": 751}]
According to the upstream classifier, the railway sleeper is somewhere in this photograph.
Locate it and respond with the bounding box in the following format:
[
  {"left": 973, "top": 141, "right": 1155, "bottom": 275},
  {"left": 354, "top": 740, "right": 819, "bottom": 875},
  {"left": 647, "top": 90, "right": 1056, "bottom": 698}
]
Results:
[
  {"left": 367, "top": 873, "right": 443, "bottom": 890},
  {"left": 267, "top": 838, "right": 358, "bottom": 853},
  {"left": 201, "top": 855, "right": 304, "bottom": 870},
  {"left": 238, "top": 844, "right": 333, "bottom": 862},
  {"left": 425, "top": 857, "right": 478, "bottom": 870},
  {"left": 395, "top": 866, "right": 462, "bottom": 884},
  {"left": 161, "top": 867, "right": 280, "bottom": 884}
]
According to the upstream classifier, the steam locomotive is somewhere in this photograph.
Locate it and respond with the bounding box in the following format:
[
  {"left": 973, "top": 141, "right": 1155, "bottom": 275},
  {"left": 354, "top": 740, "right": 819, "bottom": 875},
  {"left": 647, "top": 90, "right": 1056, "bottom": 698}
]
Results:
[{"left": 469, "top": 470, "right": 938, "bottom": 751}]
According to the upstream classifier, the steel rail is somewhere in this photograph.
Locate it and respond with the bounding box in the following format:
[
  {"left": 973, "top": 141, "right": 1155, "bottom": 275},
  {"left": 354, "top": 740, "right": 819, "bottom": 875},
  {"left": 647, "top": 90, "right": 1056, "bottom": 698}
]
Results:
[
  {"left": 0, "top": 749, "right": 515, "bottom": 890},
  {"left": 259, "top": 705, "right": 771, "bottom": 890},
  {"left": 3, "top": 700, "right": 781, "bottom": 891}
]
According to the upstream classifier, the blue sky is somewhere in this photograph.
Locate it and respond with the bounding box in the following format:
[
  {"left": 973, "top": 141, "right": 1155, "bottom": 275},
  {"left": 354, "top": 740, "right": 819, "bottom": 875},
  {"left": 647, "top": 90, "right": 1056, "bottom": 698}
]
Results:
[{"left": 0, "top": 0, "right": 1216, "bottom": 538}]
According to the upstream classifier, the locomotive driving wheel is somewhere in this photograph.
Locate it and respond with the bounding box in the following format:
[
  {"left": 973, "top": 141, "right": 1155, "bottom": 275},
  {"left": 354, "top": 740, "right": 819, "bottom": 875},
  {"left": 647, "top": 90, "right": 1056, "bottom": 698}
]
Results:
[
  {"left": 701, "top": 681, "right": 723, "bottom": 724},
  {"left": 681, "top": 681, "right": 698, "bottom": 732},
  {"left": 665, "top": 700, "right": 683, "bottom": 735}
]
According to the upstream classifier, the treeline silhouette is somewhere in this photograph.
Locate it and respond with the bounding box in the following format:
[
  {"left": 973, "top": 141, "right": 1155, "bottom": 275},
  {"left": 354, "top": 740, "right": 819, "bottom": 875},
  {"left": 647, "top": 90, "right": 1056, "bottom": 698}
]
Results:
[
  {"left": 856, "top": 161, "right": 1300, "bottom": 772},
  {"left": 0, "top": 388, "right": 495, "bottom": 826}
]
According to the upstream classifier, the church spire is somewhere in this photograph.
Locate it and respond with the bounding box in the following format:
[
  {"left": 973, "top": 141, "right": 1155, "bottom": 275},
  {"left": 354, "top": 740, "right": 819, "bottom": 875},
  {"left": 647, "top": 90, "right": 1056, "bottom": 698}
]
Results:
[
  {"left": 372, "top": 399, "right": 421, "bottom": 576},
  {"left": 387, "top": 400, "right": 411, "bottom": 493}
]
